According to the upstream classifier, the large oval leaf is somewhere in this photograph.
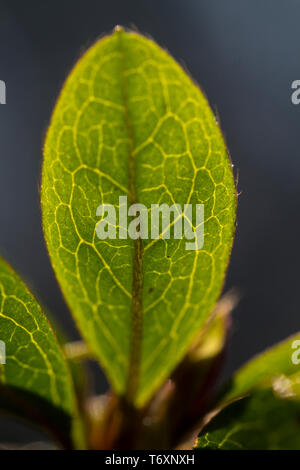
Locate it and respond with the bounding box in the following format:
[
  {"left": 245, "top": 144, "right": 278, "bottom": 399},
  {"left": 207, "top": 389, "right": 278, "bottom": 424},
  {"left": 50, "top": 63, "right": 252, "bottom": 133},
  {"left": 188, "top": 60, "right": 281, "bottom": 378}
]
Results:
[
  {"left": 0, "top": 257, "right": 80, "bottom": 447},
  {"left": 41, "top": 28, "right": 236, "bottom": 406}
]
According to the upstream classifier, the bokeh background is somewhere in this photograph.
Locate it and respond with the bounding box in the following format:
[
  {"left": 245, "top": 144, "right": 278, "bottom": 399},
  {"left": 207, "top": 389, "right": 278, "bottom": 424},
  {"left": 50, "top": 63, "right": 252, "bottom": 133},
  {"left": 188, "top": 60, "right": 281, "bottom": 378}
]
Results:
[{"left": 0, "top": 0, "right": 299, "bottom": 444}]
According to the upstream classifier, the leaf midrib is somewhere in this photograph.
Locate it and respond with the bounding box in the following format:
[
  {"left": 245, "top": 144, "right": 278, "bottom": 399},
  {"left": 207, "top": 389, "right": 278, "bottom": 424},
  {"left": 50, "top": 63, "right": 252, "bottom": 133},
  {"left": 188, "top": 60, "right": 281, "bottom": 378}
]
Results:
[{"left": 116, "top": 28, "right": 144, "bottom": 404}]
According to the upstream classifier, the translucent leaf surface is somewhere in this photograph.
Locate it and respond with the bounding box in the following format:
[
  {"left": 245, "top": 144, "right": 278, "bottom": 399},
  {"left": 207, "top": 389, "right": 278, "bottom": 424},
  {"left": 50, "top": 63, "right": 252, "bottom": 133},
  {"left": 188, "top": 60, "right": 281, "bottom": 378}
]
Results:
[
  {"left": 197, "top": 333, "right": 300, "bottom": 449},
  {"left": 197, "top": 387, "right": 300, "bottom": 450},
  {"left": 41, "top": 28, "right": 236, "bottom": 406},
  {"left": 0, "top": 257, "right": 80, "bottom": 447}
]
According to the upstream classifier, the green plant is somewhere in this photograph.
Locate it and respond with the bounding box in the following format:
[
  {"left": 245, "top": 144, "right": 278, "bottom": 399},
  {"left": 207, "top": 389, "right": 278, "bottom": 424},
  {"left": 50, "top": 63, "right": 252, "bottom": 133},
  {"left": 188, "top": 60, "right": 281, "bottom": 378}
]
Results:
[{"left": 0, "top": 27, "right": 299, "bottom": 450}]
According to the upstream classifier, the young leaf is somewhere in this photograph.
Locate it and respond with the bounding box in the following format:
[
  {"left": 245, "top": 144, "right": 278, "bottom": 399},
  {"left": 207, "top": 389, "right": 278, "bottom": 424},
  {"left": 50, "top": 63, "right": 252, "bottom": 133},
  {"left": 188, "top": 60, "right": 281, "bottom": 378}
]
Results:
[
  {"left": 0, "top": 257, "right": 80, "bottom": 447},
  {"left": 41, "top": 28, "right": 236, "bottom": 406},
  {"left": 219, "top": 332, "right": 300, "bottom": 404},
  {"left": 197, "top": 386, "right": 300, "bottom": 449},
  {"left": 197, "top": 333, "right": 300, "bottom": 449}
]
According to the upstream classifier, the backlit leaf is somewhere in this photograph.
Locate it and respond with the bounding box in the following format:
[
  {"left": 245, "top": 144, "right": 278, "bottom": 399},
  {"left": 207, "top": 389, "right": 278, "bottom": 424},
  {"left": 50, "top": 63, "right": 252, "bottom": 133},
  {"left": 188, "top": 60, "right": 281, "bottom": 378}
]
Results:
[
  {"left": 41, "top": 28, "right": 236, "bottom": 407},
  {"left": 197, "top": 386, "right": 300, "bottom": 450},
  {"left": 220, "top": 332, "right": 300, "bottom": 404},
  {"left": 197, "top": 333, "right": 300, "bottom": 449},
  {"left": 0, "top": 257, "right": 81, "bottom": 447}
]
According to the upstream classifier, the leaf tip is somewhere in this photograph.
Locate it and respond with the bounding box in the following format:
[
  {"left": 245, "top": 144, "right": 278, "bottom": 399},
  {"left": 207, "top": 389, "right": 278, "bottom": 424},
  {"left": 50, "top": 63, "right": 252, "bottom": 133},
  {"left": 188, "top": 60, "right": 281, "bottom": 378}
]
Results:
[{"left": 114, "top": 25, "right": 124, "bottom": 33}]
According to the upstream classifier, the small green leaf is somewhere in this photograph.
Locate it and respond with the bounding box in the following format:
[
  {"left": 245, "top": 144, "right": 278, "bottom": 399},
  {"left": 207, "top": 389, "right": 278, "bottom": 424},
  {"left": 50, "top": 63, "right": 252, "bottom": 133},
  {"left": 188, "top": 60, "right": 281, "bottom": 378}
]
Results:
[
  {"left": 197, "top": 333, "right": 300, "bottom": 449},
  {"left": 0, "top": 257, "right": 80, "bottom": 447},
  {"left": 220, "top": 332, "right": 300, "bottom": 403},
  {"left": 197, "top": 386, "right": 300, "bottom": 450},
  {"left": 41, "top": 28, "right": 236, "bottom": 406}
]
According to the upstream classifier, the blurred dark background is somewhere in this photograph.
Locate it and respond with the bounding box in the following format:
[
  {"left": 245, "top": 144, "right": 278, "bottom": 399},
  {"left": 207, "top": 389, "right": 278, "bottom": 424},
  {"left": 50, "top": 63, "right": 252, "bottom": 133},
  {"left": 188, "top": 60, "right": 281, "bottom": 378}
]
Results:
[{"left": 0, "top": 0, "right": 299, "bottom": 444}]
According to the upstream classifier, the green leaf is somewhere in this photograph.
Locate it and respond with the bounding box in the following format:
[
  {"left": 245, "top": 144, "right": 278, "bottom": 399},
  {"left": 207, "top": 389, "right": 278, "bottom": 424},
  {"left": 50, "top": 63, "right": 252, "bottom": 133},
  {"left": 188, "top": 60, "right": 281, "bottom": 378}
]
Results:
[
  {"left": 197, "top": 386, "right": 300, "bottom": 449},
  {"left": 197, "top": 333, "right": 300, "bottom": 449},
  {"left": 41, "top": 27, "right": 236, "bottom": 407},
  {"left": 0, "top": 257, "right": 81, "bottom": 447},
  {"left": 220, "top": 332, "right": 300, "bottom": 404}
]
